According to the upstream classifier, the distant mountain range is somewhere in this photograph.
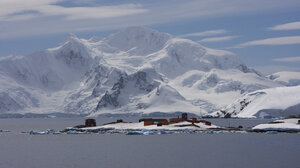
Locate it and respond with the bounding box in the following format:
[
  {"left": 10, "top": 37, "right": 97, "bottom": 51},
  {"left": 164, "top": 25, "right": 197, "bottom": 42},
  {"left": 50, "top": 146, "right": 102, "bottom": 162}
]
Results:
[{"left": 0, "top": 26, "right": 299, "bottom": 118}]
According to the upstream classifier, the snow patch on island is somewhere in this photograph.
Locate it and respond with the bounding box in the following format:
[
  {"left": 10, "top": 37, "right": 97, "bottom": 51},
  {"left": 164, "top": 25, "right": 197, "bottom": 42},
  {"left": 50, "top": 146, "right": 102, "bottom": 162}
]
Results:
[{"left": 252, "top": 118, "right": 300, "bottom": 132}]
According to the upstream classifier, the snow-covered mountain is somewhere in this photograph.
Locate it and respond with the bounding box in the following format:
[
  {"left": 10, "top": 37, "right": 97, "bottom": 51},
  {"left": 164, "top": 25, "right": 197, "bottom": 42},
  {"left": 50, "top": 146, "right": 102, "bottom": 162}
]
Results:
[
  {"left": 214, "top": 86, "right": 300, "bottom": 118},
  {"left": 0, "top": 26, "right": 290, "bottom": 117},
  {"left": 268, "top": 71, "right": 300, "bottom": 86}
]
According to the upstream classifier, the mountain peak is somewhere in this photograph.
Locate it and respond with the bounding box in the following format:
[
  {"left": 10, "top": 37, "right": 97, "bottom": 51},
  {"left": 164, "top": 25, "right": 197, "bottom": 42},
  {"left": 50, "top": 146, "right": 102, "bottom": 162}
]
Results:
[
  {"left": 64, "top": 33, "right": 79, "bottom": 42},
  {"left": 59, "top": 33, "right": 87, "bottom": 51},
  {"left": 59, "top": 33, "right": 85, "bottom": 50},
  {"left": 104, "top": 26, "right": 172, "bottom": 55},
  {"left": 117, "top": 26, "right": 167, "bottom": 36}
]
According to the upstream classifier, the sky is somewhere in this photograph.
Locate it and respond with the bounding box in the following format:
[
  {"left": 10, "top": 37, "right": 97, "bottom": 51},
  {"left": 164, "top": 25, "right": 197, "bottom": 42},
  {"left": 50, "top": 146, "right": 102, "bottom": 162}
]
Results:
[{"left": 0, "top": 0, "right": 300, "bottom": 75}]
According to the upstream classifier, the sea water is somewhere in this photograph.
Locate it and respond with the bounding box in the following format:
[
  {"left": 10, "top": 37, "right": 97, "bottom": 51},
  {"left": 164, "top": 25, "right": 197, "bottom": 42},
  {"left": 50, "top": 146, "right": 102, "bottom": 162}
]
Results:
[{"left": 0, "top": 118, "right": 299, "bottom": 168}]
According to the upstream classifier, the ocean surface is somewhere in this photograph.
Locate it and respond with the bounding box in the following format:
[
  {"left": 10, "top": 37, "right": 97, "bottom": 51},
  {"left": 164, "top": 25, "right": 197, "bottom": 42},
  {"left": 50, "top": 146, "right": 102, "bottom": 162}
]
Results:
[{"left": 0, "top": 118, "right": 299, "bottom": 168}]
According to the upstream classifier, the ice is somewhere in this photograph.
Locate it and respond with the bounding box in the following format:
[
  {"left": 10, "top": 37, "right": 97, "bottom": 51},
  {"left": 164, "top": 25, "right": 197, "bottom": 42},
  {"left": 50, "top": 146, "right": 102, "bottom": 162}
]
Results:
[
  {"left": 252, "top": 118, "right": 300, "bottom": 132},
  {"left": 126, "top": 131, "right": 143, "bottom": 135},
  {"left": 0, "top": 130, "right": 10, "bottom": 132},
  {"left": 52, "top": 131, "right": 62, "bottom": 135},
  {"left": 126, "top": 129, "right": 169, "bottom": 135},
  {"left": 203, "top": 130, "right": 213, "bottom": 134},
  {"left": 66, "top": 130, "right": 91, "bottom": 134},
  {"left": 29, "top": 130, "right": 50, "bottom": 135},
  {"left": 156, "top": 130, "right": 167, "bottom": 135},
  {"left": 141, "top": 129, "right": 154, "bottom": 135},
  {"left": 265, "top": 131, "right": 278, "bottom": 134}
]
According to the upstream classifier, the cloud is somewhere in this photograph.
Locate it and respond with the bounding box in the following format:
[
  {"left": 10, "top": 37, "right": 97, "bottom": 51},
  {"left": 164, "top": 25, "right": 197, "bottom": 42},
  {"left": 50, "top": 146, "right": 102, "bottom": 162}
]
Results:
[
  {"left": 198, "top": 36, "right": 238, "bottom": 42},
  {"left": 179, "top": 29, "right": 227, "bottom": 38},
  {"left": 43, "top": 4, "right": 147, "bottom": 20},
  {"left": 270, "top": 21, "right": 300, "bottom": 30},
  {"left": 1, "top": 0, "right": 300, "bottom": 39},
  {"left": 0, "top": 1, "right": 147, "bottom": 21},
  {"left": 0, "top": 0, "right": 59, "bottom": 19},
  {"left": 234, "top": 36, "right": 300, "bottom": 48},
  {"left": 273, "top": 56, "right": 300, "bottom": 62}
]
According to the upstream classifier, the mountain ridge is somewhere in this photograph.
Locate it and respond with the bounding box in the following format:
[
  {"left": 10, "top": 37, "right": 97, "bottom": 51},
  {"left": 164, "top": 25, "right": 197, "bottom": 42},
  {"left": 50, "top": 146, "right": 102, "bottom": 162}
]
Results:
[{"left": 0, "top": 26, "right": 293, "bottom": 118}]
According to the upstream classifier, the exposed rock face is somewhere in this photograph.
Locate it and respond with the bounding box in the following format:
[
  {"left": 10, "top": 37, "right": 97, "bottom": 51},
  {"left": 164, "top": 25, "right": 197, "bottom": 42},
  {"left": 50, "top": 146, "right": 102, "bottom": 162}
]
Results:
[
  {"left": 97, "top": 76, "right": 125, "bottom": 108},
  {"left": 96, "top": 71, "right": 160, "bottom": 109}
]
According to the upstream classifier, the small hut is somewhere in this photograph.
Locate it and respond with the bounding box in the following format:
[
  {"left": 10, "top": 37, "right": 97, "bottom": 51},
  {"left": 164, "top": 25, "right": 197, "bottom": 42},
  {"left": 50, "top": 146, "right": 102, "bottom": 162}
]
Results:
[
  {"left": 85, "top": 119, "right": 96, "bottom": 127},
  {"left": 139, "top": 118, "right": 169, "bottom": 126}
]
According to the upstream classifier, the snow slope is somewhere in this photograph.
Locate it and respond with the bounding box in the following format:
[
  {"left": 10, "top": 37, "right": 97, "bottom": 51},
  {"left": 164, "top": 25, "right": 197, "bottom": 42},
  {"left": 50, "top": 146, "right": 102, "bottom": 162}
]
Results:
[
  {"left": 216, "top": 86, "right": 300, "bottom": 118},
  {"left": 268, "top": 71, "right": 300, "bottom": 86},
  {"left": 0, "top": 26, "right": 286, "bottom": 117}
]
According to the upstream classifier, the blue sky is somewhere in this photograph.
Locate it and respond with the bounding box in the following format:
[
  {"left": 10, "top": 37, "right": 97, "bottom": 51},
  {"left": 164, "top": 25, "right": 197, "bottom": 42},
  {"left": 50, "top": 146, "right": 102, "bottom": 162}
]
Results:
[{"left": 0, "top": 0, "right": 300, "bottom": 74}]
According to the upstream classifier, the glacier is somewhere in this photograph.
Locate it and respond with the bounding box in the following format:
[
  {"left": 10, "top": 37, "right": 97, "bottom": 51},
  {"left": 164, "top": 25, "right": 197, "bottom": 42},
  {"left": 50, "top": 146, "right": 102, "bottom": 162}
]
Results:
[
  {"left": 215, "top": 85, "right": 300, "bottom": 118},
  {"left": 0, "top": 26, "right": 298, "bottom": 118}
]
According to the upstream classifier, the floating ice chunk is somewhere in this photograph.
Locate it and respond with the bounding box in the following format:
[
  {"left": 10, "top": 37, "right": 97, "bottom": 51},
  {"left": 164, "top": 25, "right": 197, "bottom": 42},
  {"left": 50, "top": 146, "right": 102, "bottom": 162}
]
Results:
[
  {"left": 140, "top": 129, "right": 155, "bottom": 135},
  {"left": 97, "top": 128, "right": 115, "bottom": 131},
  {"left": 52, "top": 131, "right": 62, "bottom": 134},
  {"left": 66, "top": 130, "right": 91, "bottom": 134},
  {"left": 185, "top": 130, "right": 196, "bottom": 134},
  {"left": 123, "top": 129, "right": 155, "bottom": 135},
  {"left": 265, "top": 131, "right": 278, "bottom": 134},
  {"left": 143, "top": 131, "right": 154, "bottom": 135},
  {"left": 0, "top": 130, "right": 10, "bottom": 132},
  {"left": 140, "top": 129, "right": 150, "bottom": 133},
  {"left": 156, "top": 130, "right": 167, "bottom": 135},
  {"left": 205, "top": 130, "right": 214, "bottom": 134},
  {"left": 126, "top": 131, "right": 143, "bottom": 135},
  {"left": 29, "top": 130, "right": 50, "bottom": 135}
]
